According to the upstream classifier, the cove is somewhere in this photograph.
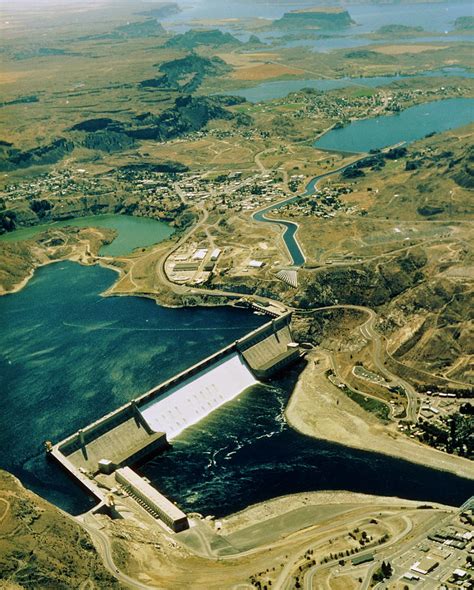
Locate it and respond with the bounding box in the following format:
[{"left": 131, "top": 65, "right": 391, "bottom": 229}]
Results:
[
  {"left": 0, "top": 214, "right": 173, "bottom": 256},
  {"left": 0, "top": 261, "right": 267, "bottom": 513},
  {"left": 314, "top": 97, "right": 474, "bottom": 153}
]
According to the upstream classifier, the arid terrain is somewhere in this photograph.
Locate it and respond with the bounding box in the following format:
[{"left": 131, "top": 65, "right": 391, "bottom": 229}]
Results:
[{"left": 0, "top": 0, "right": 473, "bottom": 588}]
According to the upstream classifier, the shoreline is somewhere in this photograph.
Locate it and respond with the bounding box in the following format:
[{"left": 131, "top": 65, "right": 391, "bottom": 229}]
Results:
[
  {"left": 219, "top": 489, "right": 455, "bottom": 538},
  {"left": 4, "top": 241, "right": 473, "bottom": 483},
  {"left": 0, "top": 227, "right": 241, "bottom": 312},
  {"left": 2, "top": 227, "right": 472, "bottom": 518},
  {"left": 285, "top": 350, "right": 474, "bottom": 481}
]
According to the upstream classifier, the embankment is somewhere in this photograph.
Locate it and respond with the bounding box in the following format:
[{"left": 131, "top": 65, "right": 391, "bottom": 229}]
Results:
[{"left": 285, "top": 350, "right": 474, "bottom": 481}]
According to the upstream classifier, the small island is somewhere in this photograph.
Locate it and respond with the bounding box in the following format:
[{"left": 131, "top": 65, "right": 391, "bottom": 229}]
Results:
[{"left": 454, "top": 16, "right": 474, "bottom": 31}]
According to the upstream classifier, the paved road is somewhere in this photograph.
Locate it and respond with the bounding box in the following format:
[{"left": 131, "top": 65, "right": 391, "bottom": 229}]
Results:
[
  {"left": 365, "top": 510, "right": 456, "bottom": 590},
  {"left": 358, "top": 310, "right": 419, "bottom": 423},
  {"left": 79, "top": 514, "right": 157, "bottom": 590},
  {"left": 302, "top": 514, "right": 417, "bottom": 590},
  {"left": 295, "top": 303, "right": 419, "bottom": 422}
]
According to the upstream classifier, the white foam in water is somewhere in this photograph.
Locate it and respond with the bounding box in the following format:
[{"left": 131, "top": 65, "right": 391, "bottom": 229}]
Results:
[{"left": 139, "top": 352, "right": 258, "bottom": 439}]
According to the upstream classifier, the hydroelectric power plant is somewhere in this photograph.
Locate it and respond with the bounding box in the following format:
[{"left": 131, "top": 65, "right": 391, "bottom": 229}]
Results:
[{"left": 49, "top": 311, "right": 301, "bottom": 532}]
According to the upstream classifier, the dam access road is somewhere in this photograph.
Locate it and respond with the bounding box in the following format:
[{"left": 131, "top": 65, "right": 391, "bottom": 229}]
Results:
[
  {"left": 75, "top": 490, "right": 467, "bottom": 590},
  {"left": 154, "top": 151, "right": 424, "bottom": 427}
]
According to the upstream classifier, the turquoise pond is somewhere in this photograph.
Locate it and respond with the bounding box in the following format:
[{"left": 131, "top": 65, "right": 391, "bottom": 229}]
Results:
[{"left": 0, "top": 214, "right": 174, "bottom": 256}]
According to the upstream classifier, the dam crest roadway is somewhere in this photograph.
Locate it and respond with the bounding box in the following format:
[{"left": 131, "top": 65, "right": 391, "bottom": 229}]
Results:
[{"left": 50, "top": 311, "right": 302, "bottom": 532}]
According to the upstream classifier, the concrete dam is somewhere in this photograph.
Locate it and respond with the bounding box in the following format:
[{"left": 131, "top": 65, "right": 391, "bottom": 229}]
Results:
[{"left": 50, "top": 311, "right": 301, "bottom": 531}]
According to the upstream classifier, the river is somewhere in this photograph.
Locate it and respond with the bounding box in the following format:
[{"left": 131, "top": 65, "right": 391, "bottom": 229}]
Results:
[
  {"left": 141, "top": 372, "right": 474, "bottom": 518},
  {"left": 1, "top": 262, "right": 472, "bottom": 517},
  {"left": 253, "top": 98, "right": 474, "bottom": 265}
]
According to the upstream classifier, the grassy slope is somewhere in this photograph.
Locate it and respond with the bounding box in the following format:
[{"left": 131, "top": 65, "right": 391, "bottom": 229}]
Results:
[{"left": 0, "top": 470, "right": 122, "bottom": 589}]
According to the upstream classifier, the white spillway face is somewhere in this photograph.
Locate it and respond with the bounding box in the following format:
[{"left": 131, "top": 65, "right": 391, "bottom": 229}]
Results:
[{"left": 139, "top": 352, "right": 258, "bottom": 440}]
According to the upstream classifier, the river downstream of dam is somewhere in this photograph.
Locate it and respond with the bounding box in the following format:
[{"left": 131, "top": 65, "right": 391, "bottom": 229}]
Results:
[
  {"left": 141, "top": 374, "right": 473, "bottom": 518},
  {"left": 0, "top": 261, "right": 472, "bottom": 516}
]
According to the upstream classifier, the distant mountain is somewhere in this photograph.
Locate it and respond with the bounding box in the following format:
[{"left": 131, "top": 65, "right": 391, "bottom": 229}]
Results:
[
  {"left": 127, "top": 95, "right": 234, "bottom": 141},
  {"left": 165, "top": 29, "right": 242, "bottom": 50},
  {"left": 0, "top": 138, "right": 74, "bottom": 171},
  {"left": 140, "top": 54, "right": 231, "bottom": 93},
  {"left": 274, "top": 7, "right": 354, "bottom": 30},
  {"left": 114, "top": 18, "right": 166, "bottom": 38},
  {"left": 136, "top": 2, "right": 180, "bottom": 18}
]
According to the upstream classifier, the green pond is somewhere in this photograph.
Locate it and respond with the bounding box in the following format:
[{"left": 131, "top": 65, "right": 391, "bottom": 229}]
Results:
[{"left": 0, "top": 214, "right": 174, "bottom": 256}]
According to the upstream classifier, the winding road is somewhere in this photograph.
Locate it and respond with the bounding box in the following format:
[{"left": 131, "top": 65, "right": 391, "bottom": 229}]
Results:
[
  {"left": 79, "top": 514, "right": 156, "bottom": 590},
  {"left": 294, "top": 303, "right": 419, "bottom": 421}
]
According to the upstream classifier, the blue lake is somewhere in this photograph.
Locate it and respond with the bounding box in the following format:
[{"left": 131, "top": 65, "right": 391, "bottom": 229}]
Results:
[
  {"left": 224, "top": 69, "right": 474, "bottom": 103},
  {"left": 165, "top": 0, "right": 473, "bottom": 48},
  {"left": 166, "top": 0, "right": 472, "bottom": 34},
  {"left": 314, "top": 98, "right": 474, "bottom": 153},
  {"left": 278, "top": 34, "right": 473, "bottom": 52}
]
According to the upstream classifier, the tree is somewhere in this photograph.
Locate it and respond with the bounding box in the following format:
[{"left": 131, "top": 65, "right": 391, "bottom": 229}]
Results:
[{"left": 381, "top": 561, "right": 393, "bottom": 578}]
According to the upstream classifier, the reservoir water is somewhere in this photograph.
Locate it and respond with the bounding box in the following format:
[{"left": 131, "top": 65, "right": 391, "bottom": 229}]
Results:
[
  {"left": 1, "top": 263, "right": 472, "bottom": 516},
  {"left": 277, "top": 34, "right": 473, "bottom": 53},
  {"left": 0, "top": 214, "right": 173, "bottom": 256},
  {"left": 165, "top": 0, "right": 472, "bottom": 36},
  {"left": 225, "top": 69, "right": 474, "bottom": 103},
  {"left": 314, "top": 98, "right": 474, "bottom": 153},
  {"left": 0, "top": 262, "right": 267, "bottom": 513}
]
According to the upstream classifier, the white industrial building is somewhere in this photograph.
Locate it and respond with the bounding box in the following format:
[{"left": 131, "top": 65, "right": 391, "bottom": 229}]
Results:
[{"left": 115, "top": 467, "right": 189, "bottom": 532}]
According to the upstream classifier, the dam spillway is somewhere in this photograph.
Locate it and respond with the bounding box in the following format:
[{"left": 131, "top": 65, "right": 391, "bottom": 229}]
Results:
[
  {"left": 140, "top": 351, "right": 258, "bottom": 440},
  {"left": 50, "top": 310, "right": 301, "bottom": 526}
]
